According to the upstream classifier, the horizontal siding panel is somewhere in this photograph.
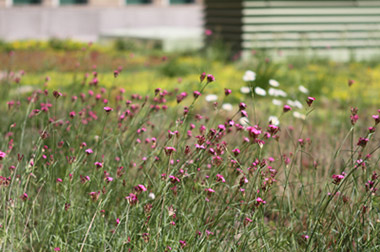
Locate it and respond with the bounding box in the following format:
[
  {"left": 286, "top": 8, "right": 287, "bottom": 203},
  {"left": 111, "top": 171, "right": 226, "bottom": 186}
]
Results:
[
  {"left": 205, "top": 0, "right": 380, "bottom": 54},
  {"left": 243, "top": 1, "right": 379, "bottom": 8},
  {"left": 243, "top": 8, "right": 380, "bottom": 16},
  {"left": 242, "top": 23, "right": 380, "bottom": 32},
  {"left": 242, "top": 39, "right": 380, "bottom": 49},
  {"left": 242, "top": 31, "right": 380, "bottom": 40},
  {"left": 242, "top": 16, "right": 380, "bottom": 24}
]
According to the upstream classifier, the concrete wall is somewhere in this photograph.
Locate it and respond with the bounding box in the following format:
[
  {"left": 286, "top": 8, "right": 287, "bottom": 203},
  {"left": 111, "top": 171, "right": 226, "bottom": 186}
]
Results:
[{"left": 0, "top": 5, "right": 203, "bottom": 41}]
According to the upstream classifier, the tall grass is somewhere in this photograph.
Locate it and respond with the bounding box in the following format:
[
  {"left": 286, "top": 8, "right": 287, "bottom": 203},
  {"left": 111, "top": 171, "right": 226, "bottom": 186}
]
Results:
[{"left": 0, "top": 51, "right": 379, "bottom": 251}]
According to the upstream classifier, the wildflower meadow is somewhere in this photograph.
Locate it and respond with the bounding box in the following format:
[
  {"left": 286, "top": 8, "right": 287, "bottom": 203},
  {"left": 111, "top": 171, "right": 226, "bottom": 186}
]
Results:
[{"left": 0, "top": 42, "right": 379, "bottom": 251}]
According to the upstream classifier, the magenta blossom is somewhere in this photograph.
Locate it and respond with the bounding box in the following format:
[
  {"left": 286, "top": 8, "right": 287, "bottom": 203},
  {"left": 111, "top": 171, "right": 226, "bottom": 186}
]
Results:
[
  {"left": 216, "top": 174, "right": 226, "bottom": 183},
  {"left": 125, "top": 193, "right": 138, "bottom": 205},
  {"left": 372, "top": 115, "right": 380, "bottom": 125},
  {"left": 164, "top": 147, "right": 176, "bottom": 156},
  {"left": 283, "top": 105, "right": 292, "bottom": 112},
  {"left": 332, "top": 172, "right": 346, "bottom": 184},
  {"left": 206, "top": 74, "right": 215, "bottom": 83},
  {"left": 103, "top": 106, "right": 113, "bottom": 112},
  {"left": 193, "top": 91, "right": 201, "bottom": 98},
  {"left": 357, "top": 137, "right": 369, "bottom": 147},
  {"left": 255, "top": 197, "right": 266, "bottom": 205},
  {"left": 306, "top": 97, "right": 315, "bottom": 107},
  {"left": 94, "top": 162, "right": 103, "bottom": 169},
  {"left": 0, "top": 151, "right": 6, "bottom": 160},
  {"left": 85, "top": 148, "right": 93, "bottom": 155},
  {"left": 200, "top": 72, "right": 206, "bottom": 82},
  {"left": 135, "top": 184, "right": 147, "bottom": 192},
  {"left": 224, "top": 88, "right": 232, "bottom": 96}
]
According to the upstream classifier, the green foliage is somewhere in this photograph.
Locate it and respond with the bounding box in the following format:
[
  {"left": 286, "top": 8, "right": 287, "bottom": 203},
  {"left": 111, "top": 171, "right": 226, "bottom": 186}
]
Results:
[{"left": 1, "top": 40, "right": 380, "bottom": 251}]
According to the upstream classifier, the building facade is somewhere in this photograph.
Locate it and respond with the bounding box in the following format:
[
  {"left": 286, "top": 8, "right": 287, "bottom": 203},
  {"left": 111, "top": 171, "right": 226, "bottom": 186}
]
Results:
[
  {"left": 0, "top": 0, "right": 204, "bottom": 42},
  {"left": 1, "top": 0, "right": 203, "bottom": 7}
]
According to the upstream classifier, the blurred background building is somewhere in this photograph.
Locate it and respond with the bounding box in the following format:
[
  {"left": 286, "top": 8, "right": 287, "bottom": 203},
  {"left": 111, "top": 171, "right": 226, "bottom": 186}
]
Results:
[
  {"left": 0, "top": 0, "right": 204, "bottom": 48},
  {"left": 2, "top": 0, "right": 380, "bottom": 59},
  {"left": 205, "top": 0, "right": 380, "bottom": 60}
]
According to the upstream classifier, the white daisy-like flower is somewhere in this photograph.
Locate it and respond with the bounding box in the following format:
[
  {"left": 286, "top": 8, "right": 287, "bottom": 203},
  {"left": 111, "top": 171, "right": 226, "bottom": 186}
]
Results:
[
  {"left": 269, "top": 79, "right": 280, "bottom": 87},
  {"left": 254, "top": 87, "right": 266, "bottom": 96},
  {"left": 268, "top": 115, "right": 280, "bottom": 126},
  {"left": 293, "top": 100, "right": 303, "bottom": 109},
  {"left": 205, "top": 94, "right": 218, "bottom": 102},
  {"left": 272, "top": 99, "right": 283, "bottom": 106},
  {"left": 287, "top": 99, "right": 303, "bottom": 109},
  {"left": 243, "top": 70, "right": 256, "bottom": 82},
  {"left": 293, "top": 111, "right": 306, "bottom": 120},
  {"left": 148, "top": 192, "right": 155, "bottom": 200},
  {"left": 239, "top": 117, "right": 250, "bottom": 127},
  {"left": 222, "top": 103, "right": 233, "bottom": 111},
  {"left": 240, "top": 86, "right": 251, "bottom": 94},
  {"left": 299, "top": 85, "right": 309, "bottom": 94},
  {"left": 268, "top": 88, "right": 287, "bottom": 97}
]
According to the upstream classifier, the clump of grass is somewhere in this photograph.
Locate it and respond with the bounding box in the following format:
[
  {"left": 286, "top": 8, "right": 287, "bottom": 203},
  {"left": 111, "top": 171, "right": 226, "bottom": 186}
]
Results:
[{"left": 0, "top": 50, "right": 379, "bottom": 252}]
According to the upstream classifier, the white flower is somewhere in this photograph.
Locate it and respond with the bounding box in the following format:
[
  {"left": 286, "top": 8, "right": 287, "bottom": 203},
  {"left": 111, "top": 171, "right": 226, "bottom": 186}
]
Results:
[
  {"left": 239, "top": 117, "right": 250, "bottom": 126},
  {"left": 293, "top": 111, "right": 306, "bottom": 120},
  {"left": 148, "top": 192, "right": 155, "bottom": 200},
  {"left": 299, "top": 85, "right": 309, "bottom": 94},
  {"left": 269, "top": 79, "right": 280, "bottom": 87},
  {"left": 205, "top": 94, "right": 218, "bottom": 102},
  {"left": 243, "top": 70, "right": 256, "bottom": 82},
  {"left": 240, "top": 86, "right": 251, "bottom": 94},
  {"left": 287, "top": 99, "right": 303, "bottom": 109},
  {"left": 254, "top": 87, "right": 266, "bottom": 96},
  {"left": 268, "top": 88, "right": 287, "bottom": 97},
  {"left": 268, "top": 115, "right": 280, "bottom": 126},
  {"left": 293, "top": 100, "right": 303, "bottom": 109},
  {"left": 222, "top": 103, "right": 233, "bottom": 111},
  {"left": 272, "top": 99, "right": 283, "bottom": 106}
]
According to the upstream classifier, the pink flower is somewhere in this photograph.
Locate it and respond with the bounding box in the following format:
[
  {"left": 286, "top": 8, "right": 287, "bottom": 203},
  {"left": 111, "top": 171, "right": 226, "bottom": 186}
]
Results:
[
  {"left": 179, "top": 240, "right": 187, "bottom": 248},
  {"left": 103, "top": 107, "right": 113, "bottom": 112},
  {"left": 205, "top": 29, "right": 213, "bottom": 36},
  {"left": 232, "top": 148, "right": 240, "bottom": 156},
  {"left": 114, "top": 70, "right": 119, "bottom": 78},
  {"left": 125, "top": 193, "right": 138, "bottom": 205},
  {"left": 0, "top": 151, "right": 6, "bottom": 160},
  {"left": 306, "top": 97, "right": 315, "bottom": 107},
  {"left": 94, "top": 162, "right": 103, "bottom": 169},
  {"left": 244, "top": 217, "right": 253, "bottom": 226},
  {"left": 357, "top": 137, "right": 369, "bottom": 147},
  {"left": 164, "top": 147, "right": 176, "bottom": 156},
  {"left": 216, "top": 174, "right": 226, "bottom": 183},
  {"left": 255, "top": 197, "right": 266, "bottom": 205},
  {"left": 54, "top": 248, "right": 61, "bottom": 251},
  {"left": 372, "top": 115, "right": 380, "bottom": 125},
  {"left": 193, "top": 91, "right": 201, "bottom": 98},
  {"left": 239, "top": 102, "right": 247, "bottom": 110},
  {"left": 332, "top": 172, "right": 346, "bottom": 184},
  {"left": 218, "top": 124, "right": 226, "bottom": 131},
  {"left": 283, "top": 105, "right": 292, "bottom": 112},
  {"left": 224, "top": 88, "right": 232, "bottom": 96},
  {"left": 116, "top": 218, "right": 120, "bottom": 225},
  {"left": 241, "top": 110, "right": 248, "bottom": 117},
  {"left": 56, "top": 178, "right": 62, "bottom": 183},
  {"left": 169, "top": 175, "right": 180, "bottom": 183},
  {"left": 301, "top": 234, "right": 309, "bottom": 240},
  {"left": 200, "top": 72, "right": 206, "bottom": 82},
  {"left": 53, "top": 90, "right": 62, "bottom": 99},
  {"left": 136, "top": 184, "right": 147, "bottom": 192},
  {"left": 85, "top": 148, "right": 93, "bottom": 155},
  {"left": 206, "top": 74, "right": 215, "bottom": 83}
]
